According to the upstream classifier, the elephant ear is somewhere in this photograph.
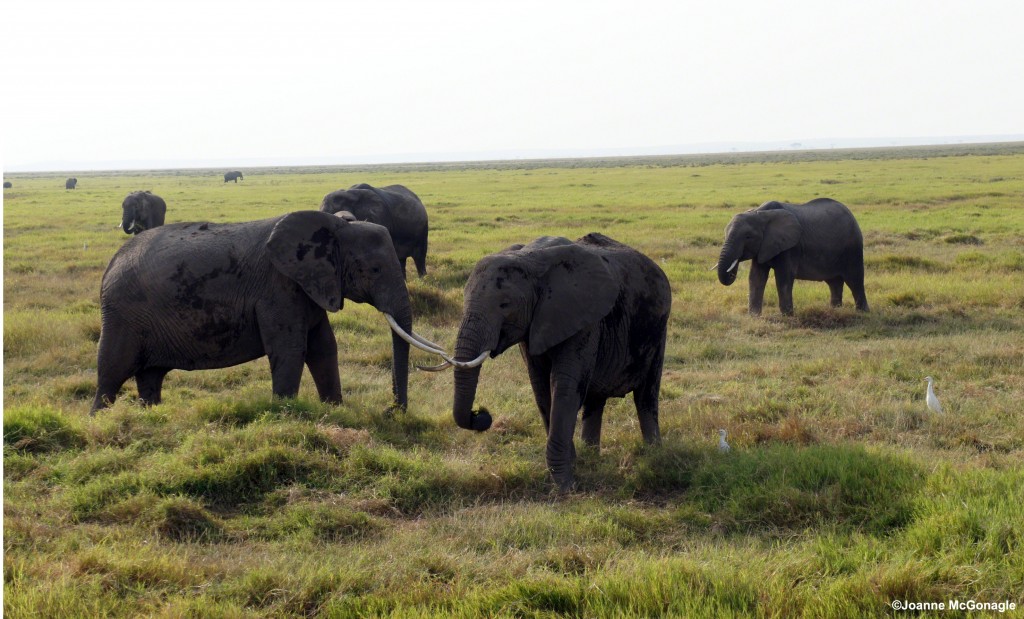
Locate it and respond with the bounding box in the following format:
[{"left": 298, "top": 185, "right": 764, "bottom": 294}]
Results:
[
  {"left": 527, "top": 244, "right": 617, "bottom": 355},
  {"left": 267, "top": 211, "right": 346, "bottom": 311},
  {"left": 757, "top": 209, "right": 802, "bottom": 263}
]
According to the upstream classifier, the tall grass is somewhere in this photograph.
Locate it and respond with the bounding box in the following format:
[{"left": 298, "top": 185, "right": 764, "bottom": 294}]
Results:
[{"left": 4, "top": 145, "right": 1024, "bottom": 616}]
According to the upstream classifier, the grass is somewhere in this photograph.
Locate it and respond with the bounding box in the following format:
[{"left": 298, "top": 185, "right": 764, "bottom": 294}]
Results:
[{"left": 4, "top": 144, "right": 1024, "bottom": 616}]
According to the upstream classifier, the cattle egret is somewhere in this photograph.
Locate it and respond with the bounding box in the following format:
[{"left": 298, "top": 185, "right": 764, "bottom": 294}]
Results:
[
  {"left": 718, "top": 429, "right": 731, "bottom": 452},
  {"left": 924, "top": 376, "right": 943, "bottom": 414}
]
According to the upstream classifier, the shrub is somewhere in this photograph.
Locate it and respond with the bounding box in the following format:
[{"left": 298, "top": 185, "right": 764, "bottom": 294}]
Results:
[
  {"left": 687, "top": 444, "right": 922, "bottom": 534},
  {"left": 3, "top": 406, "right": 86, "bottom": 453},
  {"left": 154, "top": 497, "right": 222, "bottom": 541},
  {"left": 944, "top": 233, "right": 983, "bottom": 245}
]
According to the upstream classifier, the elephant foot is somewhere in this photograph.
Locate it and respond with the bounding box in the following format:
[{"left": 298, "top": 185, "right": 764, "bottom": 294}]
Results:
[{"left": 553, "top": 476, "right": 576, "bottom": 494}]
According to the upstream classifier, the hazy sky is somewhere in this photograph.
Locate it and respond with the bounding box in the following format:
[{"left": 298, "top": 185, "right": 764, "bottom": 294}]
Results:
[{"left": 2, "top": 0, "right": 1022, "bottom": 170}]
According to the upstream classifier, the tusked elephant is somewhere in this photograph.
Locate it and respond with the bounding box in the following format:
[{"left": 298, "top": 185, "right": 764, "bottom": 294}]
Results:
[
  {"left": 320, "top": 183, "right": 429, "bottom": 279},
  {"left": 91, "top": 210, "right": 445, "bottom": 413},
  {"left": 66, "top": 178, "right": 78, "bottom": 190},
  {"left": 426, "top": 234, "right": 672, "bottom": 491},
  {"left": 120, "top": 191, "right": 167, "bottom": 235},
  {"left": 224, "top": 171, "right": 244, "bottom": 183},
  {"left": 716, "top": 198, "right": 869, "bottom": 315}
]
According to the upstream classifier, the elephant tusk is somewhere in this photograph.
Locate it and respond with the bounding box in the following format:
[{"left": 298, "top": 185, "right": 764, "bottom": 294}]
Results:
[
  {"left": 708, "top": 263, "right": 718, "bottom": 271},
  {"left": 383, "top": 314, "right": 489, "bottom": 370},
  {"left": 408, "top": 330, "right": 446, "bottom": 352},
  {"left": 441, "top": 351, "right": 489, "bottom": 369},
  {"left": 384, "top": 314, "right": 449, "bottom": 356},
  {"left": 727, "top": 259, "right": 739, "bottom": 273},
  {"left": 415, "top": 352, "right": 489, "bottom": 372},
  {"left": 117, "top": 221, "right": 122, "bottom": 228}
]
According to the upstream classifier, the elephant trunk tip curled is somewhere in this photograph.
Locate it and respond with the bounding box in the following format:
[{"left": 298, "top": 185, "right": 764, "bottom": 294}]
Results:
[
  {"left": 469, "top": 406, "right": 493, "bottom": 432},
  {"left": 717, "top": 253, "right": 740, "bottom": 286}
]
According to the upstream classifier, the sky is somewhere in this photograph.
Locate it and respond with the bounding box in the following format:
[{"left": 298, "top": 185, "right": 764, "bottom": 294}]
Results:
[{"left": 2, "top": 0, "right": 1022, "bottom": 171}]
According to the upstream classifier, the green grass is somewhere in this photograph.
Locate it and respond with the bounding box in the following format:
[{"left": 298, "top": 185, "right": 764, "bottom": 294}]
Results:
[{"left": 4, "top": 144, "right": 1024, "bottom": 616}]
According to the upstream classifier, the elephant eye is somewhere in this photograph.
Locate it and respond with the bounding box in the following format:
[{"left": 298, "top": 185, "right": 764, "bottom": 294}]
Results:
[
  {"left": 372, "top": 267, "right": 381, "bottom": 274},
  {"left": 499, "top": 302, "right": 510, "bottom": 309}
]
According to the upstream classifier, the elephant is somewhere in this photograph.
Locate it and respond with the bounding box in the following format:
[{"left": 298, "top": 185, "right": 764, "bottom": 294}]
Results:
[
  {"left": 224, "top": 171, "right": 244, "bottom": 183},
  {"left": 3, "top": 181, "right": 11, "bottom": 189},
  {"left": 91, "top": 210, "right": 445, "bottom": 413},
  {"left": 320, "top": 183, "right": 429, "bottom": 279},
  {"left": 66, "top": 178, "right": 78, "bottom": 190},
  {"left": 120, "top": 191, "right": 167, "bottom": 235},
  {"left": 428, "top": 233, "right": 672, "bottom": 491},
  {"left": 716, "top": 198, "right": 869, "bottom": 315}
]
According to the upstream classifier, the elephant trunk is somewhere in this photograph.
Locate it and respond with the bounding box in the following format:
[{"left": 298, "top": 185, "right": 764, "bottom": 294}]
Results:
[
  {"left": 121, "top": 211, "right": 135, "bottom": 235},
  {"left": 451, "top": 313, "right": 494, "bottom": 432},
  {"left": 717, "top": 241, "right": 741, "bottom": 286},
  {"left": 390, "top": 313, "right": 411, "bottom": 410},
  {"left": 373, "top": 290, "right": 412, "bottom": 409}
]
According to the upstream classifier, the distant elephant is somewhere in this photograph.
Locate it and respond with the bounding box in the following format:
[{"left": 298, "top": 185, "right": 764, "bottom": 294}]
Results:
[
  {"left": 3, "top": 181, "right": 11, "bottom": 189},
  {"left": 66, "top": 178, "right": 78, "bottom": 190},
  {"left": 320, "top": 183, "right": 429, "bottom": 279},
  {"left": 120, "top": 191, "right": 167, "bottom": 235},
  {"left": 91, "top": 211, "right": 444, "bottom": 413},
  {"left": 430, "top": 234, "right": 671, "bottom": 491},
  {"left": 716, "top": 198, "right": 869, "bottom": 315},
  {"left": 224, "top": 171, "right": 244, "bottom": 183}
]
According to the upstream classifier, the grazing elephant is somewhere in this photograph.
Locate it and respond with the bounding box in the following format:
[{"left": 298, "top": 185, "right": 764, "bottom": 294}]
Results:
[
  {"left": 66, "top": 178, "right": 78, "bottom": 190},
  {"left": 716, "top": 198, "right": 869, "bottom": 315},
  {"left": 120, "top": 191, "right": 167, "bottom": 235},
  {"left": 3, "top": 181, "right": 11, "bottom": 189},
  {"left": 91, "top": 210, "right": 444, "bottom": 413},
  {"left": 320, "top": 183, "right": 429, "bottom": 279},
  {"left": 430, "top": 234, "right": 671, "bottom": 491},
  {"left": 224, "top": 171, "right": 244, "bottom": 183}
]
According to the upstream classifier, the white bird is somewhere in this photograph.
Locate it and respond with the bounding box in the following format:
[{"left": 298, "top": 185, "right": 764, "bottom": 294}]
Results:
[
  {"left": 924, "top": 376, "right": 943, "bottom": 414},
  {"left": 718, "top": 429, "right": 731, "bottom": 453}
]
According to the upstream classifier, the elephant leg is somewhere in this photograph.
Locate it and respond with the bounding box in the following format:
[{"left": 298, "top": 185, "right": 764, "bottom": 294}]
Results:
[
  {"left": 580, "top": 394, "right": 607, "bottom": 449},
  {"left": 633, "top": 344, "right": 664, "bottom": 445},
  {"left": 846, "top": 269, "right": 870, "bottom": 312},
  {"left": 267, "top": 353, "right": 305, "bottom": 398},
  {"left": 546, "top": 334, "right": 598, "bottom": 491},
  {"left": 775, "top": 269, "right": 796, "bottom": 315},
  {"left": 395, "top": 256, "right": 407, "bottom": 282},
  {"left": 91, "top": 327, "right": 142, "bottom": 413},
  {"left": 521, "top": 348, "right": 552, "bottom": 432},
  {"left": 305, "top": 317, "right": 342, "bottom": 404},
  {"left": 547, "top": 380, "right": 582, "bottom": 492},
  {"left": 827, "top": 277, "right": 845, "bottom": 308},
  {"left": 257, "top": 306, "right": 308, "bottom": 399},
  {"left": 413, "top": 241, "right": 427, "bottom": 278},
  {"left": 136, "top": 367, "right": 170, "bottom": 406},
  {"left": 747, "top": 262, "right": 770, "bottom": 315}
]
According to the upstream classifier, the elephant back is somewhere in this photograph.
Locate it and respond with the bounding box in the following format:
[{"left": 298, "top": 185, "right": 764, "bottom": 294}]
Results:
[
  {"left": 577, "top": 233, "right": 671, "bottom": 314},
  {"left": 790, "top": 198, "right": 863, "bottom": 245}
]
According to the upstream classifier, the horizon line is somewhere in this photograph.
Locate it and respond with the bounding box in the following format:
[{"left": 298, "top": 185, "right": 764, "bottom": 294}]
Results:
[{"left": 5, "top": 134, "right": 1024, "bottom": 174}]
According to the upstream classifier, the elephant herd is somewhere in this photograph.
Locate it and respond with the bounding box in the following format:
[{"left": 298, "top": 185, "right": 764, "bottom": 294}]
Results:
[{"left": 92, "top": 179, "right": 869, "bottom": 490}]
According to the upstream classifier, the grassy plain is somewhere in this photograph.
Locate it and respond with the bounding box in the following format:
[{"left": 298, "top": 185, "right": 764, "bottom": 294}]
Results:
[{"left": 4, "top": 145, "right": 1024, "bottom": 617}]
